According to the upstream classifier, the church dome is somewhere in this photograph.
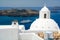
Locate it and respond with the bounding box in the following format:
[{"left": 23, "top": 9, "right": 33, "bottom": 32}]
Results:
[
  {"left": 30, "top": 6, "right": 59, "bottom": 32},
  {"left": 30, "top": 19, "right": 59, "bottom": 31}
]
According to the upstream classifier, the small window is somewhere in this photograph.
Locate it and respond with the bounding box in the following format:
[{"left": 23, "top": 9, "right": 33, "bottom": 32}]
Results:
[
  {"left": 14, "top": 22, "right": 16, "bottom": 25},
  {"left": 44, "top": 14, "right": 46, "bottom": 18}
]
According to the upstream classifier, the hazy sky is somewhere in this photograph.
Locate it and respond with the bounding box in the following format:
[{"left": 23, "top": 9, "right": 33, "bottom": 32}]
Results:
[{"left": 0, "top": 0, "right": 60, "bottom": 7}]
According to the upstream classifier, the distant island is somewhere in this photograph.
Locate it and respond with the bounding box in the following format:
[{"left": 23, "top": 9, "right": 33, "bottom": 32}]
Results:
[
  {"left": 0, "top": 7, "right": 60, "bottom": 17},
  {"left": 0, "top": 9, "right": 39, "bottom": 17}
]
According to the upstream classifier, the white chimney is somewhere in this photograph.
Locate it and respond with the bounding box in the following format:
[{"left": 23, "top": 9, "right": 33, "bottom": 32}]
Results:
[{"left": 12, "top": 20, "right": 19, "bottom": 28}]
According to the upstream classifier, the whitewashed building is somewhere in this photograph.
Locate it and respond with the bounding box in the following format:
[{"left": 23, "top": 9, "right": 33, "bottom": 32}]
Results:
[
  {"left": 29, "top": 6, "right": 60, "bottom": 40},
  {"left": 0, "top": 6, "right": 60, "bottom": 40}
]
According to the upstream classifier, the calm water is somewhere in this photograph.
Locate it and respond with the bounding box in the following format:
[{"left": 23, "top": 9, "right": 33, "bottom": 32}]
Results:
[
  {"left": 0, "top": 13, "right": 60, "bottom": 30},
  {"left": 0, "top": 7, "right": 60, "bottom": 30}
]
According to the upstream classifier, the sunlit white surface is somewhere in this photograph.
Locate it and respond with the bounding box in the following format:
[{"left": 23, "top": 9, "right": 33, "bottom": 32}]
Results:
[{"left": 30, "top": 19, "right": 59, "bottom": 31}]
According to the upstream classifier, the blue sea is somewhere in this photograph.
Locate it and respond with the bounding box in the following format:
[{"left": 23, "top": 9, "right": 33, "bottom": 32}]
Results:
[{"left": 0, "top": 7, "right": 60, "bottom": 30}]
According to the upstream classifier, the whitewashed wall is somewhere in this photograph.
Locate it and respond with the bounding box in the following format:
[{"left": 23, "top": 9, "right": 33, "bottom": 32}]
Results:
[
  {"left": 0, "top": 28, "right": 18, "bottom": 40},
  {"left": 19, "top": 33, "right": 44, "bottom": 40}
]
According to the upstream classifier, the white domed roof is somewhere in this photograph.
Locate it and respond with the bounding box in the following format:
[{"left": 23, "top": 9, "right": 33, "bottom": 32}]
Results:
[
  {"left": 30, "top": 19, "right": 59, "bottom": 31},
  {"left": 40, "top": 6, "right": 50, "bottom": 12}
]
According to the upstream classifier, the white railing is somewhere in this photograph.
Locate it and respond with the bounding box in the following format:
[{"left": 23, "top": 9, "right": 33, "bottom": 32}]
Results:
[{"left": 19, "top": 33, "right": 44, "bottom": 40}]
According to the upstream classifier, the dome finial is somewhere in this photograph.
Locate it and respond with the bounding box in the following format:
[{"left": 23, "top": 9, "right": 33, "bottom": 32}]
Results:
[{"left": 44, "top": 3, "right": 46, "bottom": 7}]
